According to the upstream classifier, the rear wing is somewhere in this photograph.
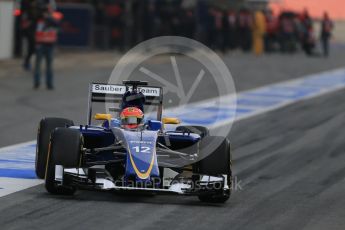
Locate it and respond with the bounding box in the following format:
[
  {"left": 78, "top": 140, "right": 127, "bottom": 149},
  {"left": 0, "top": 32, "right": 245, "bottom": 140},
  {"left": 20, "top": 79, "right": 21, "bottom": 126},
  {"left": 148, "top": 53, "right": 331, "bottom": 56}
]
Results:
[{"left": 87, "top": 83, "right": 163, "bottom": 125}]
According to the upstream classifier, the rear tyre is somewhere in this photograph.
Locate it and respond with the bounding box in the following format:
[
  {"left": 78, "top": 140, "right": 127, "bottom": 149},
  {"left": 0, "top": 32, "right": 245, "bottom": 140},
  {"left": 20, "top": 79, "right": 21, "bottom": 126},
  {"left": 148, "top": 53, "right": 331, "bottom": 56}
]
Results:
[
  {"left": 196, "top": 136, "right": 232, "bottom": 203},
  {"left": 35, "top": 118, "right": 74, "bottom": 179},
  {"left": 176, "top": 126, "right": 209, "bottom": 138},
  {"left": 45, "top": 128, "right": 82, "bottom": 195}
]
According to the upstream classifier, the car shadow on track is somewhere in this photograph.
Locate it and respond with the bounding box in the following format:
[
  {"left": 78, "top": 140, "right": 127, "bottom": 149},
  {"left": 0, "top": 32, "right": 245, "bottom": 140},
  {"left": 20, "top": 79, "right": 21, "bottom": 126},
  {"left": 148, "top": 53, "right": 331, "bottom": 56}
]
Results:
[{"left": 39, "top": 189, "right": 229, "bottom": 207}]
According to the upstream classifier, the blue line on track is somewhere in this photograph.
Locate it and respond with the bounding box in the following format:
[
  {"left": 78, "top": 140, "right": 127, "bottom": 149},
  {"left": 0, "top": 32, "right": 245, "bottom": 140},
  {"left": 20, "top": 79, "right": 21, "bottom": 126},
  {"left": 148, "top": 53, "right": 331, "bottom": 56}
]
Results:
[{"left": 0, "top": 168, "right": 36, "bottom": 179}]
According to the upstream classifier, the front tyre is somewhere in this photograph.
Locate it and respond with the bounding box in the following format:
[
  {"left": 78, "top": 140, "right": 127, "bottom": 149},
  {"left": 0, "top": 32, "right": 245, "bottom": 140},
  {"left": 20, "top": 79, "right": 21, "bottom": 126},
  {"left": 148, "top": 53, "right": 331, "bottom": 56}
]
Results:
[
  {"left": 45, "top": 128, "right": 82, "bottom": 195},
  {"left": 35, "top": 118, "right": 74, "bottom": 179},
  {"left": 196, "top": 136, "right": 232, "bottom": 203}
]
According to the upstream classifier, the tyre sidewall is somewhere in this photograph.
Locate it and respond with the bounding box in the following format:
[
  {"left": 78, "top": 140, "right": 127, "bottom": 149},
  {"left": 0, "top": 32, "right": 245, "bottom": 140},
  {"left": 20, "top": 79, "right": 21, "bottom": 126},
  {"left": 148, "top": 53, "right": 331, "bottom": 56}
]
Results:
[
  {"left": 35, "top": 118, "right": 73, "bottom": 179},
  {"left": 45, "top": 128, "right": 82, "bottom": 195}
]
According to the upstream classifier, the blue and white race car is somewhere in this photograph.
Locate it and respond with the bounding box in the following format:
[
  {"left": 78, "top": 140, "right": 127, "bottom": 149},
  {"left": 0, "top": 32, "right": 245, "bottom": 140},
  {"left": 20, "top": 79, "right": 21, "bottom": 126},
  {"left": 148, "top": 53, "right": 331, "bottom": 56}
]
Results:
[{"left": 35, "top": 81, "right": 232, "bottom": 203}]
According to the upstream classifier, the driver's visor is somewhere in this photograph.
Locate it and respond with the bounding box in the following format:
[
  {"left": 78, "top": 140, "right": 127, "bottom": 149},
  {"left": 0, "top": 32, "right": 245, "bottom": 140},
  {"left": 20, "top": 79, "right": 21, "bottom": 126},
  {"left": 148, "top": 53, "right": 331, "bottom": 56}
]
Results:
[{"left": 121, "top": 116, "right": 141, "bottom": 125}]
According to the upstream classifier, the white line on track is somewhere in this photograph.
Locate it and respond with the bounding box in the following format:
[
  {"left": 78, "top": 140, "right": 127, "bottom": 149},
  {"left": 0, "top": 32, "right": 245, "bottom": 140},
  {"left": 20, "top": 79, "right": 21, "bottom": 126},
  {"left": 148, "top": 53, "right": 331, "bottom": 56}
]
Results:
[
  {"left": 0, "top": 141, "right": 36, "bottom": 152},
  {"left": 0, "top": 178, "right": 42, "bottom": 197}
]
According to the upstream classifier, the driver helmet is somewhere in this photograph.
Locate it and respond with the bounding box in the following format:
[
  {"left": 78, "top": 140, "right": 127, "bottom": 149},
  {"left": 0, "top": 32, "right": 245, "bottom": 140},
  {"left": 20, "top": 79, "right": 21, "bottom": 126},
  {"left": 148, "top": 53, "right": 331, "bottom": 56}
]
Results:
[{"left": 120, "top": 107, "right": 144, "bottom": 129}]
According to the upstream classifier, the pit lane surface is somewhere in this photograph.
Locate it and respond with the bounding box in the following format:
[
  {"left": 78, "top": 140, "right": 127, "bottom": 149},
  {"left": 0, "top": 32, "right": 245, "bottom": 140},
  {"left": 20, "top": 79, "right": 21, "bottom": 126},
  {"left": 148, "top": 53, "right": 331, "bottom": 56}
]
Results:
[{"left": 1, "top": 49, "right": 345, "bottom": 229}]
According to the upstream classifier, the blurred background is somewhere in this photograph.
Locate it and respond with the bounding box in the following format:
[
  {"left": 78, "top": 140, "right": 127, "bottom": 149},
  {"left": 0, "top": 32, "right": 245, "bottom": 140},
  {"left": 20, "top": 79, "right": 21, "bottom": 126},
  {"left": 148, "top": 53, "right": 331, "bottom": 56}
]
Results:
[{"left": 0, "top": 0, "right": 344, "bottom": 59}]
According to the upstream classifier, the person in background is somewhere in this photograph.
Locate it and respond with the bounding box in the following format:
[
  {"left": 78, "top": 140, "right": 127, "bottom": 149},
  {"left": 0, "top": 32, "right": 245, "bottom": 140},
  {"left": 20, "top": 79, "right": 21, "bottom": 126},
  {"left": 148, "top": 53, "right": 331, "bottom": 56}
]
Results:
[
  {"left": 264, "top": 9, "right": 278, "bottom": 53},
  {"left": 212, "top": 8, "right": 224, "bottom": 51},
  {"left": 300, "top": 9, "right": 315, "bottom": 56},
  {"left": 181, "top": 9, "right": 196, "bottom": 39},
  {"left": 320, "top": 12, "right": 334, "bottom": 57},
  {"left": 208, "top": 7, "right": 223, "bottom": 50},
  {"left": 207, "top": 7, "right": 215, "bottom": 49},
  {"left": 237, "top": 8, "right": 253, "bottom": 52},
  {"left": 142, "top": 0, "right": 158, "bottom": 40},
  {"left": 279, "top": 13, "right": 296, "bottom": 53},
  {"left": 33, "top": 5, "right": 59, "bottom": 90},
  {"left": 223, "top": 9, "right": 238, "bottom": 51},
  {"left": 21, "top": 0, "right": 38, "bottom": 71},
  {"left": 252, "top": 10, "right": 266, "bottom": 56},
  {"left": 195, "top": 0, "right": 209, "bottom": 45}
]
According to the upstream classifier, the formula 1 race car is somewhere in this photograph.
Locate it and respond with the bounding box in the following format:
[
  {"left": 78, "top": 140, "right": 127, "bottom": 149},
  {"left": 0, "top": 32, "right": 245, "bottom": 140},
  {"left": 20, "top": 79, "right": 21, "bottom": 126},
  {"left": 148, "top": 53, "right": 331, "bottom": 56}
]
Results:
[{"left": 35, "top": 81, "right": 232, "bottom": 203}]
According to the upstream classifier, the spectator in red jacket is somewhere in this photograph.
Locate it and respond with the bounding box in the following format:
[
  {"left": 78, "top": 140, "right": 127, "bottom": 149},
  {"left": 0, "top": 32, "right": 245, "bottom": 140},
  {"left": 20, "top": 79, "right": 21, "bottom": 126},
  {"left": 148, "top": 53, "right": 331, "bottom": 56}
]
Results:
[{"left": 33, "top": 5, "right": 59, "bottom": 90}]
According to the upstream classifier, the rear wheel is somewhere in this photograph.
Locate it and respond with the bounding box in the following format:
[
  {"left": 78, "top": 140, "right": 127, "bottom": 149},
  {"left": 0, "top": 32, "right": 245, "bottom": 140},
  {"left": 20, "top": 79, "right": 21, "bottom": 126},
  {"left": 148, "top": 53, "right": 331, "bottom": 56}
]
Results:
[
  {"left": 45, "top": 128, "right": 82, "bottom": 195},
  {"left": 195, "top": 136, "right": 232, "bottom": 203},
  {"left": 35, "top": 118, "right": 74, "bottom": 179}
]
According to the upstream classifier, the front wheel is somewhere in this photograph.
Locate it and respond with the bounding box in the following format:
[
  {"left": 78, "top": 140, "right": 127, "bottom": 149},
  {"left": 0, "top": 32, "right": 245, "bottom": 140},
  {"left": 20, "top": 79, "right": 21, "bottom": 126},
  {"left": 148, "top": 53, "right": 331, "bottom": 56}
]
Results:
[
  {"left": 35, "top": 117, "right": 74, "bottom": 179},
  {"left": 195, "top": 136, "right": 232, "bottom": 203},
  {"left": 45, "top": 128, "right": 82, "bottom": 195}
]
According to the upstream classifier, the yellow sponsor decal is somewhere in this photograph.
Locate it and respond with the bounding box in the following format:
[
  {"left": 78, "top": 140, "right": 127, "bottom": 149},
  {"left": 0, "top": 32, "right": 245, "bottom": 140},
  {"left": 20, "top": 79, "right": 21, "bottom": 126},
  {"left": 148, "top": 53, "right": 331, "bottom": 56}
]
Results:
[{"left": 44, "top": 141, "right": 52, "bottom": 179}]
